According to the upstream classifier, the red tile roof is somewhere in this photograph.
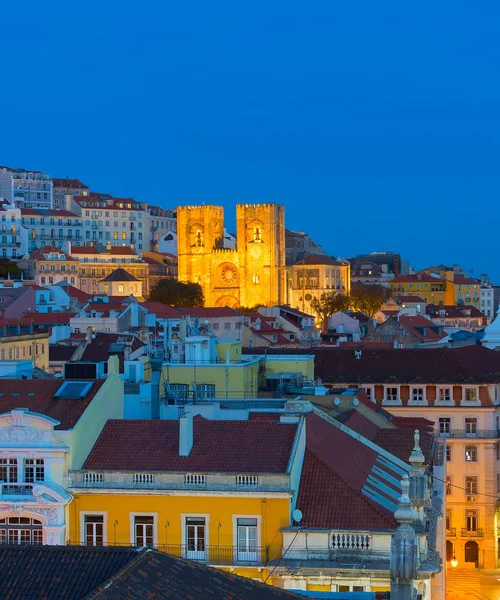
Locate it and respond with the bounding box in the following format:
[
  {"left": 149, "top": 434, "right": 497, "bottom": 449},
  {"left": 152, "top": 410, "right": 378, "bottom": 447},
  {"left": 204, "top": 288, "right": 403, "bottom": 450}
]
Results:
[
  {"left": 179, "top": 307, "right": 241, "bottom": 318},
  {"left": 0, "top": 380, "right": 105, "bottom": 429},
  {"left": 398, "top": 315, "right": 447, "bottom": 342},
  {"left": 70, "top": 246, "right": 99, "bottom": 254},
  {"left": 243, "top": 345, "right": 500, "bottom": 387},
  {"left": 52, "top": 178, "right": 88, "bottom": 189},
  {"left": 83, "top": 418, "right": 298, "bottom": 472},
  {"left": 28, "top": 246, "right": 76, "bottom": 261},
  {"left": 396, "top": 296, "right": 426, "bottom": 303},
  {"left": 23, "top": 312, "right": 75, "bottom": 325},
  {"left": 297, "top": 450, "right": 396, "bottom": 529},
  {"left": 139, "top": 302, "right": 184, "bottom": 318},
  {"left": 21, "top": 208, "right": 79, "bottom": 217},
  {"left": 451, "top": 275, "right": 480, "bottom": 285},
  {"left": 78, "top": 333, "right": 145, "bottom": 362},
  {"left": 426, "top": 304, "right": 484, "bottom": 319}
]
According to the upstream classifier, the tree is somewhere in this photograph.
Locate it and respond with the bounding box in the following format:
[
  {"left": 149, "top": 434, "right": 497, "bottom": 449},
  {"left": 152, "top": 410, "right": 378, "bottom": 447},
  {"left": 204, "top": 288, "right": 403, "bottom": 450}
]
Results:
[
  {"left": 310, "top": 292, "right": 350, "bottom": 332},
  {"left": 0, "top": 258, "right": 20, "bottom": 278},
  {"left": 349, "top": 283, "right": 390, "bottom": 317},
  {"left": 150, "top": 279, "right": 204, "bottom": 307}
]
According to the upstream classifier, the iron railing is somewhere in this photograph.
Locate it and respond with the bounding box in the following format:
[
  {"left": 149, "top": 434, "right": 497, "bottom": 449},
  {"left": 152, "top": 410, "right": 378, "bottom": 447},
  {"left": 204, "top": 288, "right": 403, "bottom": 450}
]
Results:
[
  {"left": 461, "top": 528, "right": 483, "bottom": 537},
  {"left": 446, "top": 528, "right": 456, "bottom": 537},
  {"left": 437, "top": 430, "right": 500, "bottom": 439}
]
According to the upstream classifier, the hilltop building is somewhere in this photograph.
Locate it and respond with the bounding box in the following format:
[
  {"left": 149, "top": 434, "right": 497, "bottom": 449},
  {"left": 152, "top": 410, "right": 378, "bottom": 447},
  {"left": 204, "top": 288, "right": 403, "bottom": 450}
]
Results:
[{"left": 178, "top": 204, "right": 286, "bottom": 308}]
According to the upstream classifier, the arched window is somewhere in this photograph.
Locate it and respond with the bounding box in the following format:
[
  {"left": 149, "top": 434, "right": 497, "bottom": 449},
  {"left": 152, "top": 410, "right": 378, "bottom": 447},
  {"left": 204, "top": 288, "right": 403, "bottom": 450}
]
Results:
[{"left": 0, "top": 517, "right": 43, "bottom": 545}]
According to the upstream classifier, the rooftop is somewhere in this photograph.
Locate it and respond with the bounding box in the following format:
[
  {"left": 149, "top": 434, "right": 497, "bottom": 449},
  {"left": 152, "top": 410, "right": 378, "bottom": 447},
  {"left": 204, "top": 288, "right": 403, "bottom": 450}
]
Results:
[
  {"left": 83, "top": 417, "right": 298, "bottom": 473},
  {"left": 0, "top": 379, "right": 105, "bottom": 429},
  {"left": 100, "top": 268, "right": 139, "bottom": 282},
  {"left": 0, "top": 545, "right": 300, "bottom": 600}
]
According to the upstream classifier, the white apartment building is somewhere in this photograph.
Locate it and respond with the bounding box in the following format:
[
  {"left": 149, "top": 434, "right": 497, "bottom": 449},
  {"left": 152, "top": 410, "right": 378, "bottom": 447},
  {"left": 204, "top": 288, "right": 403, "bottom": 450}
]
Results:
[
  {"left": 52, "top": 177, "right": 89, "bottom": 209},
  {"left": 20, "top": 209, "right": 84, "bottom": 253},
  {"left": 481, "top": 284, "right": 494, "bottom": 319},
  {"left": 0, "top": 199, "right": 28, "bottom": 259},
  {"left": 0, "top": 166, "right": 53, "bottom": 209},
  {"left": 66, "top": 193, "right": 148, "bottom": 251}
]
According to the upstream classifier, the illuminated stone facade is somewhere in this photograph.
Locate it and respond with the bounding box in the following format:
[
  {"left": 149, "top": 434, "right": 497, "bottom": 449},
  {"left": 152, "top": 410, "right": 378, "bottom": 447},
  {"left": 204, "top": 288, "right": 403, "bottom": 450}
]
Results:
[{"left": 178, "top": 204, "right": 286, "bottom": 308}]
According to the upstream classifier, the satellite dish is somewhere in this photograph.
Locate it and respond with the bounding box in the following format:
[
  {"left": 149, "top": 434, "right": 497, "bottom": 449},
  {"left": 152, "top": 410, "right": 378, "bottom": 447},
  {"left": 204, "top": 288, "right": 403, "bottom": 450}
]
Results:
[{"left": 292, "top": 509, "right": 302, "bottom": 523}]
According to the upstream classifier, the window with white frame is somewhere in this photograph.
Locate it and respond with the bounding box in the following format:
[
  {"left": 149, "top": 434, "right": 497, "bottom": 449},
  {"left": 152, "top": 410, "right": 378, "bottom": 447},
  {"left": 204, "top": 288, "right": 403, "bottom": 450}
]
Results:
[
  {"left": 385, "top": 387, "right": 398, "bottom": 401},
  {"left": 439, "top": 387, "right": 452, "bottom": 402},
  {"left": 439, "top": 417, "right": 451, "bottom": 436},
  {"left": 465, "top": 509, "right": 478, "bottom": 532},
  {"left": 364, "top": 387, "right": 374, "bottom": 402},
  {"left": 133, "top": 515, "right": 155, "bottom": 547},
  {"left": 84, "top": 515, "right": 104, "bottom": 546},
  {"left": 24, "top": 459, "right": 44, "bottom": 483},
  {"left": 464, "top": 387, "right": 478, "bottom": 402},
  {"left": 411, "top": 387, "right": 425, "bottom": 402},
  {"left": 0, "top": 459, "right": 18, "bottom": 483},
  {"left": 465, "top": 476, "right": 478, "bottom": 496},
  {"left": 196, "top": 384, "right": 215, "bottom": 400},
  {"left": 465, "top": 417, "right": 477, "bottom": 437},
  {"left": 236, "top": 518, "right": 258, "bottom": 561}
]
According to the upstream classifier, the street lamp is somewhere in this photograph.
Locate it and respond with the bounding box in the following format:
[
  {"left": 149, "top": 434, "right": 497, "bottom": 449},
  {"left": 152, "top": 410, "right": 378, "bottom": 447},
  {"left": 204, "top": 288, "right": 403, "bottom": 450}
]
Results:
[{"left": 451, "top": 551, "right": 458, "bottom": 568}]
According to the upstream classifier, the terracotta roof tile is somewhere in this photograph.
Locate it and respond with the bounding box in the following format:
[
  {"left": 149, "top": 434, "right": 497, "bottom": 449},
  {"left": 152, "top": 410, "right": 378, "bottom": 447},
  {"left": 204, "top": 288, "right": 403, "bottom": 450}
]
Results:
[
  {"left": 83, "top": 418, "right": 298, "bottom": 472},
  {"left": 0, "top": 380, "right": 105, "bottom": 429}
]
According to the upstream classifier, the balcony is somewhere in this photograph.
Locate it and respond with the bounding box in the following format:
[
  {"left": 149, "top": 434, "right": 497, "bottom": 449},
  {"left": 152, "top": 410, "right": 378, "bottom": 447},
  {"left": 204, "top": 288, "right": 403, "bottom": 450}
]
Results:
[
  {"left": 446, "top": 528, "right": 456, "bottom": 538},
  {"left": 0, "top": 483, "right": 34, "bottom": 498},
  {"left": 461, "top": 528, "right": 483, "bottom": 538},
  {"left": 437, "top": 430, "right": 499, "bottom": 439}
]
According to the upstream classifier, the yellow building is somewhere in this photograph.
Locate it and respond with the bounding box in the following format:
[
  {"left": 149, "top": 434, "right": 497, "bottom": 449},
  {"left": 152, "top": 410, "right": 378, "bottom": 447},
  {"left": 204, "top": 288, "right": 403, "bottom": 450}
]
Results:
[
  {"left": 68, "top": 413, "right": 305, "bottom": 582},
  {"left": 388, "top": 273, "right": 445, "bottom": 304},
  {"left": 442, "top": 271, "right": 481, "bottom": 309},
  {"left": 0, "top": 330, "right": 50, "bottom": 370},
  {"left": 177, "top": 204, "right": 286, "bottom": 308},
  {"left": 287, "top": 254, "right": 351, "bottom": 315}
]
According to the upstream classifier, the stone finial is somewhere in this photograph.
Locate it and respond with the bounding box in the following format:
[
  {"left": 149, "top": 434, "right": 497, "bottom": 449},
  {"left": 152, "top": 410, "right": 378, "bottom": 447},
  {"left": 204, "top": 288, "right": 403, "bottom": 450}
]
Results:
[
  {"left": 394, "top": 475, "right": 416, "bottom": 525},
  {"left": 409, "top": 429, "right": 425, "bottom": 467}
]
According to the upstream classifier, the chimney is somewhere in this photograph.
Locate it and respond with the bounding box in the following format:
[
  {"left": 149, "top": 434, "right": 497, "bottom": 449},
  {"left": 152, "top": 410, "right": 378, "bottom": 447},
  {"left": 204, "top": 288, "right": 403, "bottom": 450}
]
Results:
[
  {"left": 179, "top": 413, "right": 194, "bottom": 457},
  {"left": 108, "top": 354, "right": 120, "bottom": 375}
]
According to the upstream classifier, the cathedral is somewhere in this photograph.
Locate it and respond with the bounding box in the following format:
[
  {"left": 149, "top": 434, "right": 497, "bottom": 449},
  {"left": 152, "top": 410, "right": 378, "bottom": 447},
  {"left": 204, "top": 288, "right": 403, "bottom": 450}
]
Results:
[{"left": 177, "top": 203, "right": 286, "bottom": 308}]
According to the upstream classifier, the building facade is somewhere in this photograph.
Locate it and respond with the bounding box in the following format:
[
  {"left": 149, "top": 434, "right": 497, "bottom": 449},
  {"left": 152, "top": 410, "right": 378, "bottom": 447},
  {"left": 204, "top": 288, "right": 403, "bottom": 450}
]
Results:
[
  {"left": 0, "top": 166, "right": 53, "bottom": 209},
  {"left": 146, "top": 205, "right": 177, "bottom": 252},
  {"left": 178, "top": 204, "right": 286, "bottom": 308},
  {"left": 0, "top": 199, "right": 28, "bottom": 260},
  {"left": 52, "top": 177, "right": 89, "bottom": 209},
  {"left": 20, "top": 209, "right": 83, "bottom": 252},
  {"left": 287, "top": 254, "right": 351, "bottom": 315}
]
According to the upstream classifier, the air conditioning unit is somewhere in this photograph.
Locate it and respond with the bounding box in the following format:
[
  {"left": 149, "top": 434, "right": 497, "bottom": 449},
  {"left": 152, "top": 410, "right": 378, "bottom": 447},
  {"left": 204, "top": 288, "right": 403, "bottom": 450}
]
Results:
[{"left": 466, "top": 495, "right": 477, "bottom": 502}]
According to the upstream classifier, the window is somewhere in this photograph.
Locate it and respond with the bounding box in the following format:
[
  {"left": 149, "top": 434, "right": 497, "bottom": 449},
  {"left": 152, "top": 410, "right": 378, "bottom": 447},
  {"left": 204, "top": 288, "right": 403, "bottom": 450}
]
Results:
[
  {"left": 465, "top": 418, "right": 477, "bottom": 437},
  {"left": 465, "top": 388, "right": 478, "bottom": 402},
  {"left": 446, "top": 508, "right": 452, "bottom": 531},
  {"left": 224, "top": 322, "right": 231, "bottom": 330},
  {"left": 0, "top": 459, "right": 18, "bottom": 483},
  {"left": 236, "top": 517, "right": 258, "bottom": 561},
  {"left": 114, "top": 232, "right": 118, "bottom": 239},
  {"left": 465, "top": 510, "right": 478, "bottom": 532},
  {"left": 465, "top": 476, "right": 478, "bottom": 497},
  {"left": 439, "top": 417, "right": 451, "bottom": 436},
  {"left": 84, "top": 515, "right": 104, "bottom": 546},
  {"left": 170, "top": 384, "right": 189, "bottom": 402},
  {"left": 133, "top": 515, "right": 154, "bottom": 547},
  {"left": 196, "top": 384, "right": 215, "bottom": 400},
  {"left": 411, "top": 387, "right": 425, "bottom": 402},
  {"left": 185, "top": 517, "right": 206, "bottom": 559},
  {"left": 446, "top": 445, "right": 452, "bottom": 462},
  {"left": 439, "top": 387, "right": 451, "bottom": 402},
  {"left": 24, "top": 459, "right": 44, "bottom": 483},
  {"left": 212, "top": 323, "right": 219, "bottom": 330},
  {"left": 0, "top": 517, "right": 43, "bottom": 545},
  {"left": 465, "top": 446, "right": 477, "bottom": 462},
  {"left": 446, "top": 476, "right": 452, "bottom": 495},
  {"left": 118, "top": 284, "right": 124, "bottom": 293},
  {"left": 497, "top": 473, "right": 500, "bottom": 493},
  {"left": 385, "top": 387, "right": 398, "bottom": 401}
]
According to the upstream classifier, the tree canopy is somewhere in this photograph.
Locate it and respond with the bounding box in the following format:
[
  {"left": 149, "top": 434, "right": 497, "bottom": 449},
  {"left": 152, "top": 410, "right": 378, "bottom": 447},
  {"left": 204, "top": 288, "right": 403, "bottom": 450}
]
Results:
[
  {"left": 310, "top": 292, "right": 350, "bottom": 331},
  {"left": 0, "top": 258, "right": 20, "bottom": 278},
  {"left": 349, "top": 283, "right": 390, "bottom": 317},
  {"left": 150, "top": 279, "right": 204, "bottom": 307}
]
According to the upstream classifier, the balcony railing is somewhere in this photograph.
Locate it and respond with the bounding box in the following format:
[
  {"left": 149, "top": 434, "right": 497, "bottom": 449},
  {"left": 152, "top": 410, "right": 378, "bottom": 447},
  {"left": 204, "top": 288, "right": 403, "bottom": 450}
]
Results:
[
  {"left": 68, "top": 542, "right": 268, "bottom": 566},
  {"left": 461, "top": 528, "right": 483, "bottom": 538},
  {"left": 446, "top": 528, "right": 456, "bottom": 538},
  {"left": 437, "top": 430, "right": 500, "bottom": 439},
  {"left": 0, "top": 483, "right": 34, "bottom": 497}
]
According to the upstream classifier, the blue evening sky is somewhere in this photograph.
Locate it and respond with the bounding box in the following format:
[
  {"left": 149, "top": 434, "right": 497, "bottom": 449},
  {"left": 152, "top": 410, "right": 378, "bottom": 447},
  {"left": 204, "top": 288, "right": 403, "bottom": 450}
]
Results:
[{"left": 1, "top": 1, "right": 499, "bottom": 278}]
